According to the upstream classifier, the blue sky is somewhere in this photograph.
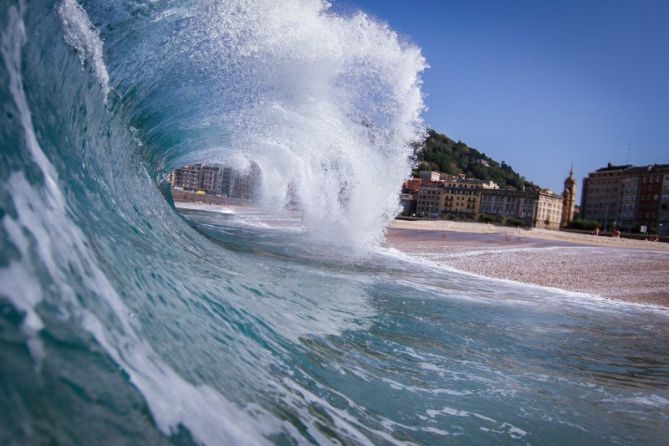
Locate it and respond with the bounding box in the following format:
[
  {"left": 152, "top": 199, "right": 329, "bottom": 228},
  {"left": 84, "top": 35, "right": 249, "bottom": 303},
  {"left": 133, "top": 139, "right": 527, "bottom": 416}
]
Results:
[{"left": 338, "top": 0, "right": 669, "bottom": 195}]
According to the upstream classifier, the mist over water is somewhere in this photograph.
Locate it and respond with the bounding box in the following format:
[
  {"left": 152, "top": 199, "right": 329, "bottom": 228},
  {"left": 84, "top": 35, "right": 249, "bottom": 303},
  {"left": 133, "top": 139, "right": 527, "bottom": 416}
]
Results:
[{"left": 1, "top": 1, "right": 668, "bottom": 445}]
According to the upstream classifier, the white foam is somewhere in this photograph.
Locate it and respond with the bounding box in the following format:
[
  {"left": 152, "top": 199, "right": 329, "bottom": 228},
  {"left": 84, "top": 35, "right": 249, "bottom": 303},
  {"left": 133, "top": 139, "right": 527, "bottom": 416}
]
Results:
[
  {"left": 58, "top": 0, "right": 111, "bottom": 102},
  {"left": 280, "top": 377, "right": 421, "bottom": 446},
  {"left": 133, "top": 0, "right": 426, "bottom": 250},
  {"left": 1, "top": 1, "right": 57, "bottom": 363},
  {"left": 174, "top": 202, "right": 236, "bottom": 215},
  {"left": 425, "top": 407, "right": 527, "bottom": 439},
  {"left": 374, "top": 245, "right": 669, "bottom": 315},
  {"left": 426, "top": 406, "right": 495, "bottom": 424},
  {"left": 601, "top": 394, "right": 669, "bottom": 408}
]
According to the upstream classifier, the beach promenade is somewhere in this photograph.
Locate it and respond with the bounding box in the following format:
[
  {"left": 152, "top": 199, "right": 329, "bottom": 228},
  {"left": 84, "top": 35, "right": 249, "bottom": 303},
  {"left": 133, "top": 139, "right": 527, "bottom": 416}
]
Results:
[{"left": 385, "top": 220, "right": 669, "bottom": 307}]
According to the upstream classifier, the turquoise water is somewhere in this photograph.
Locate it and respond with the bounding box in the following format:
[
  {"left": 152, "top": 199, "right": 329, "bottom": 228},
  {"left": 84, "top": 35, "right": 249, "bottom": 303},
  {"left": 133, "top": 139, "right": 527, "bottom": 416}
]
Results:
[{"left": 1, "top": 1, "right": 668, "bottom": 444}]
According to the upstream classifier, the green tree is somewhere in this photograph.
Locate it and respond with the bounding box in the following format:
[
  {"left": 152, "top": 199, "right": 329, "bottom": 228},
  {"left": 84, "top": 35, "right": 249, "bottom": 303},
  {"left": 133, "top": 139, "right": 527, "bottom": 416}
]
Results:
[{"left": 414, "top": 129, "right": 539, "bottom": 191}]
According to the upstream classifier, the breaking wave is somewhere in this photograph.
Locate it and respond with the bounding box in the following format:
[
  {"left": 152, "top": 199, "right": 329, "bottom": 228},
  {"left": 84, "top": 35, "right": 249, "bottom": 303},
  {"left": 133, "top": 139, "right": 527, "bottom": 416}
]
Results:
[{"left": 1, "top": 1, "right": 668, "bottom": 445}]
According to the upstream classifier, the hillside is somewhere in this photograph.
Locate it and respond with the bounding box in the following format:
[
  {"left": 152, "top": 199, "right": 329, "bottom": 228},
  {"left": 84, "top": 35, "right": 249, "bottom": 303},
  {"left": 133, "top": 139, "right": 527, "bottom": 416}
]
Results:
[{"left": 414, "top": 130, "right": 539, "bottom": 191}]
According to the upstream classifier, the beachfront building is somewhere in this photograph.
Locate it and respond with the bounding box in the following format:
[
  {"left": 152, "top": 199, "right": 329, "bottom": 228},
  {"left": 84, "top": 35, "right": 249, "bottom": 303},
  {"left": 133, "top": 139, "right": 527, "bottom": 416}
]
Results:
[
  {"left": 636, "top": 166, "right": 666, "bottom": 233},
  {"left": 170, "top": 164, "right": 205, "bottom": 191},
  {"left": 440, "top": 177, "right": 498, "bottom": 220},
  {"left": 620, "top": 175, "right": 640, "bottom": 230},
  {"left": 400, "top": 178, "right": 422, "bottom": 216},
  {"left": 561, "top": 167, "right": 577, "bottom": 227},
  {"left": 229, "top": 163, "right": 261, "bottom": 200},
  {"left": 660, "top": 173, "right": 669, "bottom": 236},
  {"left": 580, "top": 163, "right": 628, "bottom": 229},
  {"left": 169, "top": 163, "right": 261, "bottom": 199},
  {"left": 479, "top": 189, "right": 535, "bottom": 226},
  {"left": 535, "top": 190, "right": 564, "bottom": 229},
  {"left": 200, "top": 164, "right": 223, "bottom": 195},
  {"left": 581, "top": 163, "right": 669, "bottom": 232},
  {"left": 479, "top": 189, "right": 563, "bottom": 229},
  {"left": 415, "top": 181, "right": 442, "bottom": 218},
  {"left": 220, "top": 167, "right": 233, "bottom": 196}
]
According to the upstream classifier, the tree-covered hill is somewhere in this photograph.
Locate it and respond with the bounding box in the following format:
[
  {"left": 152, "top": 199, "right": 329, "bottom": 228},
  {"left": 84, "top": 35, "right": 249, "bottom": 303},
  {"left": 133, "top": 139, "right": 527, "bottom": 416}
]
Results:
[{"left": 414, "top": 129, "right": 539, "bottom": 191}]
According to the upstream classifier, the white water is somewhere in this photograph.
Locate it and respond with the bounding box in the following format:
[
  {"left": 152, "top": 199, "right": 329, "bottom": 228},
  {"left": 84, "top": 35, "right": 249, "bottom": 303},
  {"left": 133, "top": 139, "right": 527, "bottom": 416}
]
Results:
[{"left": 125, "top": 0, "right": 426, "bottom": 248}]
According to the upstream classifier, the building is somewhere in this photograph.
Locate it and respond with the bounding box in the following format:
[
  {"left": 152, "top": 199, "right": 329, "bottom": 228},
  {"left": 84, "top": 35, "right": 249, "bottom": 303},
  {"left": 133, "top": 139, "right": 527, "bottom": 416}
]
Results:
[
  {"left": 480, "top": 189, "right": 563, "bottom": 229},
  {"left": 413, "top": 172, "right": 501, "bottom": 220},
  {"left": 170, "top": 164, "right": 204, "bottom": 192},
  {"left": 581, "top": 163, "right": 669, "bottom": 232},
  {"left": 535, "top": 190, "right": 564, "bottom": 229},
  {"left": 220, "top": 167, "right": 233, "bottom": 196},
  {"left": 411, "top": 169, "right": 563, "bottom": 227},
  {"left": 480, "top": 189, "right": 536, "bottom": 226},
  {"left": 620, "top": 175, "right": 640, "bottom": 230},
  {"left": 440, "top": 177, "right": 498, "bottom": 220},
  {"left": 580, "top": 163, "right": 629, "bottom": 229},
  {"left": 561, "top": 167, "right": 576, "bottom": 227},
  {"left": 419, "top": 171, "right": 442, "bottom": 182},
  {"left": 200, "top": 164, "right": 222, "bottom": 195},
  {"left": 229, "top": 163, "right": 261, "bottom": 200},
  {"left": 415, "top": 181, "right": 442, "bottom": 218},
  {"left": 660, "top": 173, "right": 669, "bottom": 235},
  {"left": 400, "top": 178, "right": 422, "bottom": 216},
  {"left": 636, "top": 166, "right": 666, "bottom": 233},
  {"left": 168, "top": 163, "right": 260, "bottom": 199}
]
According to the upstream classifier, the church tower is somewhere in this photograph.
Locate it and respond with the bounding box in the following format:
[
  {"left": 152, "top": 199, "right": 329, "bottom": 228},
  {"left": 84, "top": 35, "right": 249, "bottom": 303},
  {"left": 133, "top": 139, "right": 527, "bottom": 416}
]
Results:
[{"left": 561, "top": 167, "right": 576, "bottom": 227}]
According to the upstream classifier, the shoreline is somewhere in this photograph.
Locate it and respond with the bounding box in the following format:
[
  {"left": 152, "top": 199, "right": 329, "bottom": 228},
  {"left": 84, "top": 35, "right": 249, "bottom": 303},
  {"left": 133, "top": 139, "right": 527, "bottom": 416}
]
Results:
[
  {"left": 174, "top": 202, "right": 669, "bottom": 307},
  {"left": 385, "top": 220, "right": 669, "bottom": 307},
  {"left": 389, "top": 219, "right": 669, "bottom": 250}
]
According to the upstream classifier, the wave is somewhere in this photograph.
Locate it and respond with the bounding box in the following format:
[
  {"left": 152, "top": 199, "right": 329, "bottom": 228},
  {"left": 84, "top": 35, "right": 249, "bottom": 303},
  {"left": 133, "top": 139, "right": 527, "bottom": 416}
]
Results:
[
  {"left": 2, "top": 1, "right": 668, "bottom": 445},
  {"left": 90, "top": 0, "right": 425, "bottom": 247},
  {"left": 0, "top": 0, "right": 425, "bottom": 443}
]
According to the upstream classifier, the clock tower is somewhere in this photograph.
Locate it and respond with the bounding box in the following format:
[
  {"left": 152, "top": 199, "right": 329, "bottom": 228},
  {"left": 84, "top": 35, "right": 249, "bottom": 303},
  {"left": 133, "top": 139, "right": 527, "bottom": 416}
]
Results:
[{"left": 561, "top": 167, "right": 576, "bottom": 227}]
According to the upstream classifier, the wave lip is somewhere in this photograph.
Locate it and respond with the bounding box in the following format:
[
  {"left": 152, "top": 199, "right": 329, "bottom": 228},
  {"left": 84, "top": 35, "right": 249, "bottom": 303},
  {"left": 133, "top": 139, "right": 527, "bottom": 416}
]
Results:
[{"left": 58, "top": 0, "right": 110, "bottom": 102}]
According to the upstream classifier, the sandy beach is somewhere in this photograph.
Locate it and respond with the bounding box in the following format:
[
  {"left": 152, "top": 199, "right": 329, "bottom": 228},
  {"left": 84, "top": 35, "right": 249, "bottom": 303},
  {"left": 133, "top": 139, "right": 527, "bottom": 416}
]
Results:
[{"left": 385, "top": 220, "right": 669, "bottom": 307}]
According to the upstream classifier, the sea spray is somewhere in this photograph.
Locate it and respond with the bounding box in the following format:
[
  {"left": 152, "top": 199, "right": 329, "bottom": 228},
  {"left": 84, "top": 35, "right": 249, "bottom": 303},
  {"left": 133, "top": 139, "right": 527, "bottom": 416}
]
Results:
[{"left": 93, "top": 0, "right": 427, "bottom": 248}]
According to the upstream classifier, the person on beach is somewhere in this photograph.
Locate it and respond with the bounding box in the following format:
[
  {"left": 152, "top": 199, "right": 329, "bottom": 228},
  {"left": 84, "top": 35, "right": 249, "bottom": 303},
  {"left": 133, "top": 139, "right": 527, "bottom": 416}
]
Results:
[{"left": 593, "top": 227, "right": 600, "bottom": 236}]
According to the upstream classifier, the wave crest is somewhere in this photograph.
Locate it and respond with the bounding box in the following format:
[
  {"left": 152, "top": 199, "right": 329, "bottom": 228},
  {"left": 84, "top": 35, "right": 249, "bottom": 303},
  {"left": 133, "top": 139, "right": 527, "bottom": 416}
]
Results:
[{"left": 96, "top": 0, "right": 426, "bottom": 247}]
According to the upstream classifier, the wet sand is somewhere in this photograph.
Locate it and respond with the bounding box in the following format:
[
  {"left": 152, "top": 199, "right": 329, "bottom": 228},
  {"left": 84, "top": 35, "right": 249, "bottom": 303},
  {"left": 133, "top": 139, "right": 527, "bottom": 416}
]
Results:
[{"left": 385, "top": 220, "right": 669, "bottom": 307}]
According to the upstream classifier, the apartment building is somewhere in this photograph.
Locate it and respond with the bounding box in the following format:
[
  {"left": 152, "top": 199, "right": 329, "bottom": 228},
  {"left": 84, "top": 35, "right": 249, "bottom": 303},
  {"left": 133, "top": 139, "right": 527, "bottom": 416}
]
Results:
[
  {"left": 169, "top": 163, "right": 260, "bottom": 199},
  {"left": 199, "top": 165, "right": 222, "bottom": 195},
  {"left": 580, "top": 163, "right": 628, "bottom": 228},
  {"left": 441, "top": 177, "right": 498, "bottom": 220},
  {"left": 620, "top": 175, "right": 640, "bottom": 229},
  {"left": 637, "top": 167, "right": 666, "bottom": 231},
  {"left": 660, "top": 173, "right": 669, "bottom": 235},
  {"left": 480, "top": 189, "right": 536, "bottom": 225},
  {"left": 400, "top": 178, "right": 422, "bottom": 216},
  {"left": 415, "top": 181, "right": 442, "bottom": 218},
  {"left": 581, "top": 163, "right": 669, "bottom": 232},
  {"left": 170, "top": 164, "right": 203, "bottom": 192},
  {"left": 535, "top": 191, "right": 564, "bottom": 229},
  {"left": 480, "top": 189, "right": 563, "bottom": 229}
]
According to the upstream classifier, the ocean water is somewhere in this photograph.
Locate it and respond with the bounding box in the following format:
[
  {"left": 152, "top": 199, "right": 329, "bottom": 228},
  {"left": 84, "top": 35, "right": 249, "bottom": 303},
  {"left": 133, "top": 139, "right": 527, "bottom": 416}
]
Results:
[{"left": 1, "top": 1, "right": 668, "bottom": 445}]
